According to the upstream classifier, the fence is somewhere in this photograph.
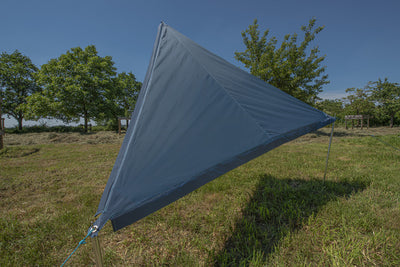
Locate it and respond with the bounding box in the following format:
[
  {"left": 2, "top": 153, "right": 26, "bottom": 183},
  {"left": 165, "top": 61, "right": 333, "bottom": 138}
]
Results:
[{"left": 344, "top": 115, "right": 370, "bottom": 129}]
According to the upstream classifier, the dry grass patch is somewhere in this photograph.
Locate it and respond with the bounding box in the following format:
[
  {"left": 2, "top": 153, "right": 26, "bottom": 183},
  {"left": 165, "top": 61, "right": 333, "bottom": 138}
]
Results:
[{"left": 3, "top": 131, "right": 125, "bottom": 146}]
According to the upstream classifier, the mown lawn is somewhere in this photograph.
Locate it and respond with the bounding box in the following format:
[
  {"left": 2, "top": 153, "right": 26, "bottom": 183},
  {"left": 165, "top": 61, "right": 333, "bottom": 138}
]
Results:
[{"left": 0, "top": 128, "right": 399, "bottom": 266}]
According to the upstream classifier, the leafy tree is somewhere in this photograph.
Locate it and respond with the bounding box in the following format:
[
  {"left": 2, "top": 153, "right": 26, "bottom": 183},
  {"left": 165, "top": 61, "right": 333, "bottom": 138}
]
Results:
[
  {"left": 343, "top": 87, "right": 375, "bottom": 116},
  {"left": 97, "top": 71, "right": 142, "bottom": 130},
  {"left": 316, "top": 99, "right": 344, "bottom": 119},
  {"left": 368, "top": 78, "right": 400, "bottom": 128},
  {"left": 235, "top": 18, "right": 329, "bottom": 104},
  {"left": 0, "top": 50, "right": 39, "bottom": 130},
  {"left": 342, "top": 87, "right": 376, "bottom": 127},
  {"left": 27, "top": 45, "right": 116, "bottom": 132},
  {"left": 114, "top": 72, "right": 141, "bottom": 117}
]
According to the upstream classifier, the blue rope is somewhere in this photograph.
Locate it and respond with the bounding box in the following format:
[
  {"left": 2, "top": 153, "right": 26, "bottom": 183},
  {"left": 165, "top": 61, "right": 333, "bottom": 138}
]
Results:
[
  {"left": 370, "top": 135, "right": 400, "bottom": 152},
  {"left": 60, "top": 228, "right": 94, "bottom": 267}
]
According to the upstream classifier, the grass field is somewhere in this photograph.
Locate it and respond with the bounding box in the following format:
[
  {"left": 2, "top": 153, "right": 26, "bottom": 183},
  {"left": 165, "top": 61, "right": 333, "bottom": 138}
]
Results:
[{"left": 1, "top": 127, "right": 399, "bottom": 266}]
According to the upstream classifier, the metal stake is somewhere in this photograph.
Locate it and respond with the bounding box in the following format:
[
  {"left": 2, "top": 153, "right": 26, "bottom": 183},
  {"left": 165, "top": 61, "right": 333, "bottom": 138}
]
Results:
[
  {"left": 92, "top": 233, "right": 104, "bottom": 267},
  {"left": 323, "top": 122, "right": 335, "bottom": 182}
]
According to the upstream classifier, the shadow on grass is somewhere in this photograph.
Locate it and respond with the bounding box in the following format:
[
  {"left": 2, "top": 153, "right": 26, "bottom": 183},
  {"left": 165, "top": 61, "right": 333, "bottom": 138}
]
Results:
[
  {"left": 212, "top": 175, "right": 368, "bottom": 266},
  {"left": 0, "top": 147, "right": 40, "bottom": 158}
]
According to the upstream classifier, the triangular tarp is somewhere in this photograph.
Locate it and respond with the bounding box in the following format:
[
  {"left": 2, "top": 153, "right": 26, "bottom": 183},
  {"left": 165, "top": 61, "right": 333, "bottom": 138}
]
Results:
[{"left": 93, "top": 22, "right": 335, "bottom": 232}]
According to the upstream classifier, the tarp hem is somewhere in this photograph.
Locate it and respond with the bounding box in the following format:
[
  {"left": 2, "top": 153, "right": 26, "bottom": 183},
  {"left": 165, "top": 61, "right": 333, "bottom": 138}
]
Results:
[{"left": 109, "top": 117, "right": 335, "bottom": 231}]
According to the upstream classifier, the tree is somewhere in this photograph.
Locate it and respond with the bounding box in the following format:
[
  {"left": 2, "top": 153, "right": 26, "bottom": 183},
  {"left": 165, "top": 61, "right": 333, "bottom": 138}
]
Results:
[
  {"left": 97, "top": 71, "right": 142, "bottom": 130},
  {"left": 114, "top": 72, "right": 141, "bottom": 117},
  {"left": 27, "top": 45, "right": 116, "bottom": 132},
  {"left": 343, "top": 87, "right": 375, "bottom": 115},
  {"left": 0, "top": 50, "right": 39, "bottom": 130},
  {"left": 316, "top": 99, "right": 344, "bottom": 119},
  {"left": 368, "top": 78, "right": 400, "bottom": 128},
  {"left": 342, "top": 87, "right": 375, "bottom": 127},
  {"left": 235, "top": 18, "right": 329, "bottom": 105}
]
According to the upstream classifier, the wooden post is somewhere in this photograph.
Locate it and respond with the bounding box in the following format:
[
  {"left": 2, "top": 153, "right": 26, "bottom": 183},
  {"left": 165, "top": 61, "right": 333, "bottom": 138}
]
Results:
[
  {"left": 345, "top": 115, "right": 370, "bottom": 130},
  {"left": 117, "top": 117, "right": 130, "bottom": 134},
  {"left": 0, "top": 118, "right": 3, "bottom": 150},
  {"left": 0, "top": 98, "right": 3, "bottom": 150},
  {"left": 118, "top": 117, "right": 121, "bottom": 135}
]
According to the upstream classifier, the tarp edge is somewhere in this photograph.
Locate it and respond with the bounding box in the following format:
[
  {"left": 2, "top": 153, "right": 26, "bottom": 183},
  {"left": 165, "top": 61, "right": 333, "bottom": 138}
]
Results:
[{"left": 110, "top": 117, "right": 335, "bottom": 231}]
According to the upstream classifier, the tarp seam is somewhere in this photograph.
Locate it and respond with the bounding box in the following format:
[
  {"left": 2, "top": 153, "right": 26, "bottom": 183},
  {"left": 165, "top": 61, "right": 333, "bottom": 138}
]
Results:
[{"left": 167, "top": 25, "right": 272, "bottom": 138}]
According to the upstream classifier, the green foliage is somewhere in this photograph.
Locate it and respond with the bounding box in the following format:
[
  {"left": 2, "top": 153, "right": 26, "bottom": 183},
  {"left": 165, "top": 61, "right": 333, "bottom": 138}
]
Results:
[
  {"left": 316, "top": 99, "right": 344, "bottom": 120},
  {"left": 0, "top": 50, "right": 39, "bottom": 130},
  {"left": 235, "top": 18, "right": 329, "bottom": 105},
  {"left": 342, "top": 79, "right": 400, "bottom": 127},
  {"left": 343, "top": 87, "right": 375, "bottom": 116},
  {"left": 96, "top": 71, "right": 142, "bottom": 130},
  {"left": 26, "top": 45, "right": 117, "bottom": 132},
  {"left": 114, "top": 72, "right": 141, "bottom": 117},
  {"left": 368, "top": 78, "right": 400, "bottom": 127}
]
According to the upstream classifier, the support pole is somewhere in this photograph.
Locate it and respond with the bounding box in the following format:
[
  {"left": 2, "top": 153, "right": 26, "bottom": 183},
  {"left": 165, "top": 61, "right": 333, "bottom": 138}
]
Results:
[
  {"left": 323, "top": 122, "right": 335, "bottom": 182},
  {"left": 92, "top": 234, "right": 104, "bottom": 267}
]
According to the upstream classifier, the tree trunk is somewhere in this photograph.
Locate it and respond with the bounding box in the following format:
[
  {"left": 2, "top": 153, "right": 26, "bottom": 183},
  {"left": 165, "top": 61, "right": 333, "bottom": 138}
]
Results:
[
  {"left": 0, "top": 126, "right": 3, "bottom": 150},
  {"left": 115, "top": 116, "right": 120, "bottom": 134},
  {"left": 18, "top": 116, "right": 23, "bottom": 131},
  {"left": 84, "top": 116, "right": 88, "bottom": 133},
  {"left": 390, "top": 114, "right": 394, "bottom": 128}
]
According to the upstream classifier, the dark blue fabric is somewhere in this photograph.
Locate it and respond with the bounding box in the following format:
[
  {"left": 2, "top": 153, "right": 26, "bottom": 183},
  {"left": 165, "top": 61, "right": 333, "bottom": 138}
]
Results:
[{"left": 93, "top": 22, "right": 335, "bottom": 233}]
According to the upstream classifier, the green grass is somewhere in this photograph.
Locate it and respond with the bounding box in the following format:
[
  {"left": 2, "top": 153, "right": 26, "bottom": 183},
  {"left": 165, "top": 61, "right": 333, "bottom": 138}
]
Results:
[{"left": 0, "top": 128, "right": 399, "bottom": 266}]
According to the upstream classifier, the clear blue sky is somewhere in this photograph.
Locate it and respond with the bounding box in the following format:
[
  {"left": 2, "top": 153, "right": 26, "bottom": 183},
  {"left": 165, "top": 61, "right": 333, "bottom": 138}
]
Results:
[{"left": 1, "top": 0, "right": 399, "bottom": 125}]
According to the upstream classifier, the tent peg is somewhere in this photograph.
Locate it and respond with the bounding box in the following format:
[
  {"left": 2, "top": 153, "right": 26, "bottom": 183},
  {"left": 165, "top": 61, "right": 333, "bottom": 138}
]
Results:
[{"left": 91, "top": 226, "right": 104, "bottom": 267}]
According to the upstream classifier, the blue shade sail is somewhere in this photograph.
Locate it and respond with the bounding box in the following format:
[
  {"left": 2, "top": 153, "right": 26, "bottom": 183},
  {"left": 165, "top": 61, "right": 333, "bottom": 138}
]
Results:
[{"left": 93, "top": 22, "right": 335, "bottom": 233}]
